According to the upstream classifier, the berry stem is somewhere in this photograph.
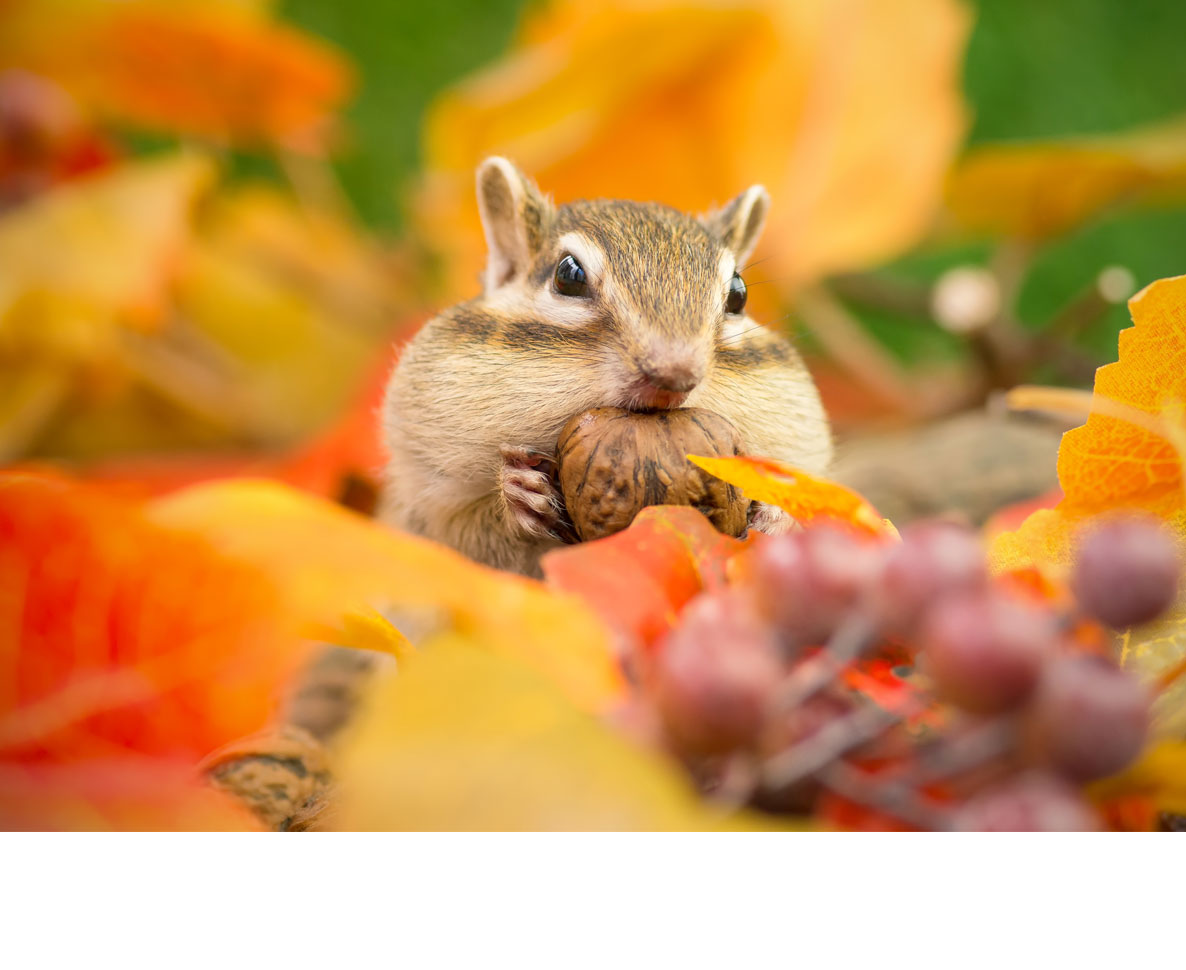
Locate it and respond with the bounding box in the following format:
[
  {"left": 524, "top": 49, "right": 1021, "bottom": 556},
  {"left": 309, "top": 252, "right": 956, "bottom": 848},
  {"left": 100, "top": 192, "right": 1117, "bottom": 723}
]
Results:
[
  {"left": 761, "top": 701, "right": 903, "bottom": 792},
  {"left": 771, "top": 613, "right": 879, "bottom": 713}
]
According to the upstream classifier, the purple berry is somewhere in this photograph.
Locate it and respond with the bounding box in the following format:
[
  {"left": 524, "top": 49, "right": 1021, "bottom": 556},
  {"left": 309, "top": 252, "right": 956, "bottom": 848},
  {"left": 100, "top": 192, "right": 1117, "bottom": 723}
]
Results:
[{"left": 1072, "top": 518, "right": 1180, "bottom": 629}]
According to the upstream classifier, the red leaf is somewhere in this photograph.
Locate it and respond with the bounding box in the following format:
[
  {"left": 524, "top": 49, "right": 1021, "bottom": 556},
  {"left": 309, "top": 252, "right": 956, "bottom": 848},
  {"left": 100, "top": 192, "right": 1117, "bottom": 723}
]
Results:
[{"left": 543, "top": 505, "right": 749, "bottom": 650}]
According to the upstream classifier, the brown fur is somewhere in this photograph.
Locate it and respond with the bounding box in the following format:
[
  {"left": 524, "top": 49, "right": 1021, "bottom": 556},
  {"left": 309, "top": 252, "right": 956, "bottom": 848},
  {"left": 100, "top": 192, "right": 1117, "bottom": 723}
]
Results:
[{"left": 380, "top": 158, "right": 832, "bottom": 576}]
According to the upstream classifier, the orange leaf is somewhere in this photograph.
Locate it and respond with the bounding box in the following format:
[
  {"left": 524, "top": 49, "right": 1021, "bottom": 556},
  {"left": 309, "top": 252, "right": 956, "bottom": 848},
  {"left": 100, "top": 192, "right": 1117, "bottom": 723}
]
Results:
[
  {"left": 990, "top": 275, "right": 1186, "bottom": 580},
  {"left": 687, "top": 454, "right": 896, "bottom": 539},
  {"left": 0, "top": 759, "right": 259, "bottom": 831},
  {"left": 0, "top": 471, "right": 306, "bottom": 765},
  {"left": 1058, "top": 275, "right": 1186, "bottom": 514},
  {"left": 0, "top": 470, "right": 313, "bottom": 829},
  {"left": 2, "top": 1, "right": 353, "bottom": 151},
  {"left": 542, "top": 505, "right": 748, "bottom": 649},
  {"left": 415, "top": 0, "right": 968, "bottom": 303},
  {"left": 148, "top": 479, "right": 625, "bottom": 713}
]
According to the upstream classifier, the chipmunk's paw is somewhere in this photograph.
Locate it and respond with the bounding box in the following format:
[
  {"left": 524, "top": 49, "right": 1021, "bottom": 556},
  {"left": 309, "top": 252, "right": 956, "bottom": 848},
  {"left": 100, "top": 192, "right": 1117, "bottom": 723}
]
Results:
[
  {"left": 748, "top": 501, "right": 797, "bottom": 536},
  {"left": 499, "top": 445, "right": 564, "bottom": 541}
]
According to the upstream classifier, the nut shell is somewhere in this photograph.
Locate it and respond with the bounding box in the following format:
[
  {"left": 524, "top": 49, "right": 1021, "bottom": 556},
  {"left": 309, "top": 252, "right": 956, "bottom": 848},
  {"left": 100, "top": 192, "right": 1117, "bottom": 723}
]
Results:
[{"left": 556, "top": 407, "right": 749, "bottom": 541}]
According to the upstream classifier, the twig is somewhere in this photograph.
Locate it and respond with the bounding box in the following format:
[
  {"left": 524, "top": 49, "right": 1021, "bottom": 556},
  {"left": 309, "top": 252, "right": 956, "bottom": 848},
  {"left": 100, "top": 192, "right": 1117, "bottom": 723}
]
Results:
[
  {"left": 898, "top": 716, "right": 1018, "bottom": 787},
  {"left": 761, "top": 701, "right": 904, "bottom": 793},
  {"left": 794, "top": 285, "right": 921, "bottom": 414},
  {"left": 770, "top": 613, "right": 879, "bottom": 714},
  {"left": 817, "top": 760, "right": 947, "bottom": 831}
]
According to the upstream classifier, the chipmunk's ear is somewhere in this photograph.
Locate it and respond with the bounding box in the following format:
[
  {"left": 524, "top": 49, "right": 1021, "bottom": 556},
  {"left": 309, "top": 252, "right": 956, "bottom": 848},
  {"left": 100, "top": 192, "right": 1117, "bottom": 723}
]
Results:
[
  {"left": 476, "top": 157, "right": 551, "bottom": 291},
  {"left": 702, "top": 185, "right": 770, "bottom": 266}
]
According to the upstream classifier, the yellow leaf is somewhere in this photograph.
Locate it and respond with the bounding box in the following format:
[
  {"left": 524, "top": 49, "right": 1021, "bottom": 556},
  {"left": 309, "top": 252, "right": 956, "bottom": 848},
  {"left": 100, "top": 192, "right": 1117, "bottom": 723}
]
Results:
[
  {"left": 0, "top": 153, "right": 212, "bottom": 317},
  {"left": 688, "top": 454, "right": 896, "bottom": 538},
  {"left": 147, "top": 479, "right": 625, "bottom": 713},
  {"left": 415, "top": 0, "right": 969, "bottom": 302},
  {"left": 306, "top": 609, "right": 415, "bottom": 665},
  {"left": 946, "top": 115, "right": 1186, "bottom": 240},
  {"left": 1117, "top": 605, "right": 1186, "bottom": 736},
  {"left": 333, "top": 634, "right": 793, "bottom": 831},
  {"left": 172, "top": 188, "right": 380, "bottom": 444}
]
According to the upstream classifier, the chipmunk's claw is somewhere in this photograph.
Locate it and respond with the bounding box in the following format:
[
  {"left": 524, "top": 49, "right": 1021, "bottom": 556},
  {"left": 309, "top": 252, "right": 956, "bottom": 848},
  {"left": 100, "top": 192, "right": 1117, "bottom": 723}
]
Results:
[{"left": 499, "top": 444, "right": 564, "bottom": 541}]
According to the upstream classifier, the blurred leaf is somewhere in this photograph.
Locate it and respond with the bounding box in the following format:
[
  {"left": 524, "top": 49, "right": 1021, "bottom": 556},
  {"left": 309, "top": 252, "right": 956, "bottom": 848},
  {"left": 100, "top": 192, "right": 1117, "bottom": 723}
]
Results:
[
  {"left": 0, "top": 758, "right": 259, "bottom": 831},
  {"left": 1118, "top": 606, "right": 1186, "bottom": 736},
  {"left": 415, "top": 0, "right": 969, "bottom": 302},
  {"left": 168, "top": 185, "right": 383, "bottom": 444},
  {"left": 946, "top": 116, "right": 1186, "bottom": 240},
  {"left": 0, "top": 471, "right": 308, "bottom": 763},
  {"left": 0, "top": 470, "right": 313, "bottom": 829},
  {"left": 0, "top": 152, "right": 211, "bottom": 315},
  {"left": 334, "top": 634, "right": 787, "bottom": 831},
  {"left": 1090, "top": 739, "right": 1186, "bottom": 817},
  {"left": 148, "top": 479, "right": 626, "bottom": 713},
  {"left": 0, "top": 0, "right": 353, "bottom": 152},
  {"left": 543, "top": 505, "right": 746, "bottom": 650},
  {"left": 689, "top": 454, "right": 896, "bottom": 539},
  {"left": 309, "top": 607, "right": 415, "bottom": 663},
  {"left": 0, "top": 148, "right": 405, "bottom": 463}
]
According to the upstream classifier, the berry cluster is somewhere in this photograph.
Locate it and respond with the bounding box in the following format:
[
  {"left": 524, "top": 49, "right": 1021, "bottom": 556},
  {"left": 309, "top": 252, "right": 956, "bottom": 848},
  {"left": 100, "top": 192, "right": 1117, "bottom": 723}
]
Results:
[{"left": 626, "top": 516, "right": 1180, "bottom": 830}]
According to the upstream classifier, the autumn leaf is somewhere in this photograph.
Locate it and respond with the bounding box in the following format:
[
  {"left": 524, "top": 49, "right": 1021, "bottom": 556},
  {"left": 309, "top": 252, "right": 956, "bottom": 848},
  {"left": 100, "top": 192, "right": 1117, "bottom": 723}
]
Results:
[
  {"left": 0, "top": 153, "right": 212, "bottom": 461},
  {"left": 0, "top": 759, "right": 258, "bottom": 831},
  {"left": 415, "top": 0, "right": 969, "bottom": 303},
  {"left": 989, "top": 274, "right": 1186, "bottom": 732},
  {"left": 688, "top": 454, "right": 896, "bottom": 539},
  {"left": 0, "top": 471, "right": 309, "bottom": 763},
  {"left": 148, "top": 479, "right": 625, "bottom": 713},
  {"left": 1058, "top": 278, "right": 1186, "bottom": 518},
  {"left": 945, "top": 115, "right": 1186, "bottom": 240},
  {"left": 990, "top": 274, "right": 1186, "bottom": 577},
  {"left": 542, "top": 505, "right": 748, "bottom": 650},
  {"left": 72, "top": 352, "right": 394, "bottom": 505},
  {"left": 0, "top": 152, "right": 211, "bottom": 319},
  {"left": 1, "top": 151, "right": 405, "bottom": 467},
  {"left": 0, "top": 470, "right": 311, "bottom": 829},
  {"left": 333, "top": 633, "right": 792, "bottom": 831},
  {"left": 0, "top": 0, "right": 353, "bottom": 152}
]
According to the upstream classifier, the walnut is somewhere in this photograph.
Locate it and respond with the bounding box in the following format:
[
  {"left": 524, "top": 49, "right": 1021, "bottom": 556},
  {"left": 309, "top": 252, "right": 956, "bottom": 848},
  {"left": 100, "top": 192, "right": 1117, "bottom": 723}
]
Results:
[{"left": 556, "top": 407, "right": 749, "bottom": 541}]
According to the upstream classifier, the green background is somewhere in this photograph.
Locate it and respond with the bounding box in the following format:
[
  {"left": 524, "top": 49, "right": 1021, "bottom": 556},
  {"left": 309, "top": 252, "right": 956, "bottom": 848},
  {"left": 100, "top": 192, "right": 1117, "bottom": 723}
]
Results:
[{"left": 279, "top": 0, "right": 1186, "bottom": 364}]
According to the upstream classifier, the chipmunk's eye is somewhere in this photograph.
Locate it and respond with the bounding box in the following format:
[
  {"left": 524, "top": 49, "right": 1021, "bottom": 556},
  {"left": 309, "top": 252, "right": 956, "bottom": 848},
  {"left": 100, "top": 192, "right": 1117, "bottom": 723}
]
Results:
[
  {"left": 554, "top": 254, "right": 589, "bottom": 297},
  {"left": 725, "top": 273, "right": 747, "bottom": 315}
]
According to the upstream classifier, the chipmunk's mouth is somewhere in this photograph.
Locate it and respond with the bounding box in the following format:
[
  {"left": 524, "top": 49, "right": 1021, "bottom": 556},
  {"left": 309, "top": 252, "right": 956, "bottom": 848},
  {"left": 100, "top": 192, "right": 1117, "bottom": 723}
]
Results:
[{"left": 621, "top": 385, "right": 690, "bottom": 412}]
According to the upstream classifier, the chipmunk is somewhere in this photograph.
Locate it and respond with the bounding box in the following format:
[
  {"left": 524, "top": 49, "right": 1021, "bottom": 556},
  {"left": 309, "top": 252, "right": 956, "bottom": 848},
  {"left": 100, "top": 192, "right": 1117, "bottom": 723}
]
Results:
[{"left": 380, "top": 158, "right": 833, "bottom": 577}]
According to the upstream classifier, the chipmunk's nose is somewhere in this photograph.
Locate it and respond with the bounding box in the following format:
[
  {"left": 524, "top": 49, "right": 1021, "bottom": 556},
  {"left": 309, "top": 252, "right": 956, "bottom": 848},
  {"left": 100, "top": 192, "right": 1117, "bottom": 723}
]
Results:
[{"left": 638, "top": 354, "right": 701, "bottom": 393}]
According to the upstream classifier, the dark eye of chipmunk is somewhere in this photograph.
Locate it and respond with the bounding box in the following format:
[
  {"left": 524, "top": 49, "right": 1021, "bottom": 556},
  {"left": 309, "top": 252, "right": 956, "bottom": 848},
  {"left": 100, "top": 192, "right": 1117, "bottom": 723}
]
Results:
[
  {"left": 725, "top": 273, "right": 747, "bottom": 315},
  {"left": 554, "top": 254, "right": 589, "bottom": 297}
]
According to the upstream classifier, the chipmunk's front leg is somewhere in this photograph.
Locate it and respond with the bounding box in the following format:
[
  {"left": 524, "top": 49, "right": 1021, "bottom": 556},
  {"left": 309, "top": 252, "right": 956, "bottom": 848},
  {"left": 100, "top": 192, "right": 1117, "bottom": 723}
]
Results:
[{"left": 498, "top": 444, "right": 566, "bottom": 541}]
